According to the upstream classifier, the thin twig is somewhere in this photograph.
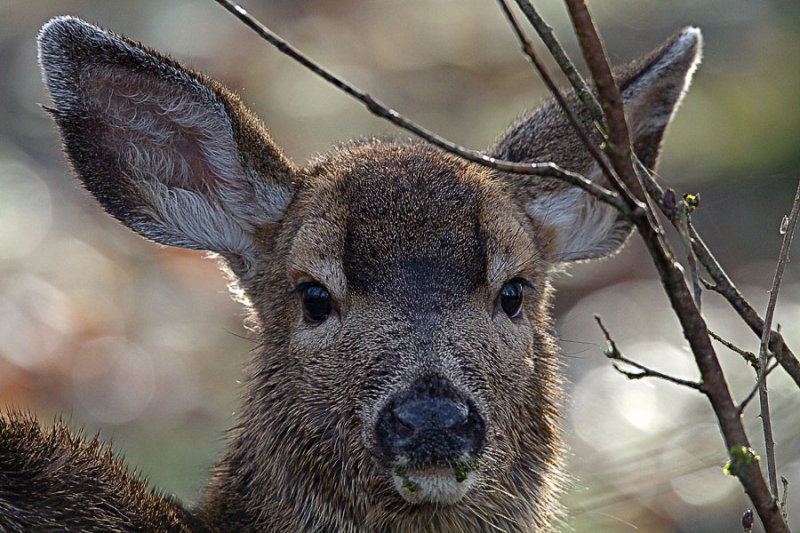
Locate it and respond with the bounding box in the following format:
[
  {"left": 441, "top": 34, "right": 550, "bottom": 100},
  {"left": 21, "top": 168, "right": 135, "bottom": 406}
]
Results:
[
  {"left": 637, "top": 161, "right": 702, "bottom": 312},
  {"left": 757, "top": 177, "right": 800, "bottom": 496},
  {"left": 496, "top": 0, "right": 638, "bottom": 209},
  {"left": 512, "top": 0, "right": 604, "bottom": 123},
  {"left": 636, "top": 166, "right": 696, "bottom": 263},
  {"left": 211, "top": 0, "right": 627, "bottom": 210},
  {"left": 738, "top": 361, "right": 780, "bottom": 415},
  {"left": 595, "top": 316, "right": 704, "bottom": 391},
  {"left": 708, "top": 330, "right": 759, "bottom": 369},
  {"left": 780, "top": 477, "right": 789, "bottom": 522},
  {"left": 677, "top": 200, "right": 702, "bottom": 309},
  {"left": 635, "top": 158, "right": 671, "bottom": 212}
]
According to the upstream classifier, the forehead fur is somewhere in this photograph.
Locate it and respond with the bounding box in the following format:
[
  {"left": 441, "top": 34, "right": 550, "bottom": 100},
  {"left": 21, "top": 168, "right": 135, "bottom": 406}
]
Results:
[
  {"left": 288, "top": 141, "right": 543, "bottom": 306},
  {"left": 344, "top": 142, "right": 487, "bottom": 296}
]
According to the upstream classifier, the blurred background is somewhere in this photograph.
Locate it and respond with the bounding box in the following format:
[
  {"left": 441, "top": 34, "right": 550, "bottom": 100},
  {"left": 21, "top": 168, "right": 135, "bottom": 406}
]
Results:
[{"left": 1, "top": 0, "right": 799, "bottom": 531}]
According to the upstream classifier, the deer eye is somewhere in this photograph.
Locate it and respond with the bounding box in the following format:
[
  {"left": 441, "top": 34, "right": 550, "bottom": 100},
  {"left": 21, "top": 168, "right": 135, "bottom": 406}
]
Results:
[
  {"left": 499, "top": 279, "right": 525, "bottom": 318},
  {"left": 298, "top": 283, "right": 332, "bottom": 323}
]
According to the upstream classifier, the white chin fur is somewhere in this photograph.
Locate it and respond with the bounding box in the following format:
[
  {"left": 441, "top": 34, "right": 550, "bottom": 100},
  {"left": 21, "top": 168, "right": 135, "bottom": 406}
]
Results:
[{"left": 392, "top": 465, "right": 478, "bottom": 504}]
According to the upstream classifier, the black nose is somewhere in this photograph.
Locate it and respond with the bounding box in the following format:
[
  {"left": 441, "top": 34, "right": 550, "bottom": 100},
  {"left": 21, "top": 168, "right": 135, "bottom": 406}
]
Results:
[{"left": 376, "top": 376, "right": 485, "bottom": 465}]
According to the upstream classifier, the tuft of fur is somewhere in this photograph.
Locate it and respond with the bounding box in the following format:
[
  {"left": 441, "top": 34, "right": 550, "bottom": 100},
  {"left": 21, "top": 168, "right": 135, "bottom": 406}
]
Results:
[
  {"left": 0, "top": 411, "right": 198, "bottom": 532},
  {"left": 1, "top": 16, "right": 702, "bottom": 532}
]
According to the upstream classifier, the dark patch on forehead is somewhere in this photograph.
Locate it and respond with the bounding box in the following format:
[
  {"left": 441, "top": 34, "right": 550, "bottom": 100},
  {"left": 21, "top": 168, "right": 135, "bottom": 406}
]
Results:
[{"left": 339, "top": 147, "right": 485, "bottom": 302}]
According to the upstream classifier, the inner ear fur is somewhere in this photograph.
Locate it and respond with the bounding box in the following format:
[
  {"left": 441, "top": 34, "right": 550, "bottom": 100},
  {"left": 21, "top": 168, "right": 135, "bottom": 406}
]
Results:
[{"left": 38, "top": 16, "right": 297, "bottom": 259}]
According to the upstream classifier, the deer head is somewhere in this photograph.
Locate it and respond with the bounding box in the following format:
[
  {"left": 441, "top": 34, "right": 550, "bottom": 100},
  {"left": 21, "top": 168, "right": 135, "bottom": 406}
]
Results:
[{"left": 37, "top": 16, "right": 701, "bottom": 531}]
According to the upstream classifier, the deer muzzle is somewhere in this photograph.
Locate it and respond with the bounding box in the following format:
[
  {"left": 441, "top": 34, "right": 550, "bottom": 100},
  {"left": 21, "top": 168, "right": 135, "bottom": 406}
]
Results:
[{"left": 374, "top": 375, "right": 486, "bottom": 504}]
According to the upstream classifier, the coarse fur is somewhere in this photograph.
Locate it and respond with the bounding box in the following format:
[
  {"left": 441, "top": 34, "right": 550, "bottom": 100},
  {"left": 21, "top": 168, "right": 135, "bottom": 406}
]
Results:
[
  {"left": 0, "top": 413, "right": 197, "bottom": 532},
  {"left": 1, "top": 15, "right": 701, "bottom": 532}
]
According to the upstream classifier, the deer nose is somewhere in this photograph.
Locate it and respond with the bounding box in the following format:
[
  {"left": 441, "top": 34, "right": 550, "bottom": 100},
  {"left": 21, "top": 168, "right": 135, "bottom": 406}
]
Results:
[{"left": 376, "top": 376, "right": 485, "bottom": 465}]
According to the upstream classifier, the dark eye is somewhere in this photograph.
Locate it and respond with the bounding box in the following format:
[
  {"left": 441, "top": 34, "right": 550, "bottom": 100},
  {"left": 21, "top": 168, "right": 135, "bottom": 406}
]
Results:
[
  {"left": 499, "top": 280, "right": 525, "bottom": 318},
  {"left": 300, "top": 283, "right": 332, "bottom": 323}
]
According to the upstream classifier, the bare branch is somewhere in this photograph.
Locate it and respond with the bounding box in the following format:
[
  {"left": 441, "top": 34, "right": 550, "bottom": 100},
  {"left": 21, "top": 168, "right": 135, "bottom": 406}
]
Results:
[
  {"left": 564, "top": 0, "right": 644, "bottom": 202},
  {"left": 512, "top": 0, "right": 604, "bottom": 123},
  {"left": 496, "top": 0, "right": 638, "bottom": 208},
  {"left": 211, "top": 0, "right": 627, "bottom": 210},
  {"left": 758, "top": 387, "right": 778, "bottom": 498},
  {"left": 677, "top": 198, "right": 703, "bottom": 309},
  {"left": 639, "top": 145, "right": 795, "bottom": 526},
  {"left": 638, "top": 128, "right": 795, "bottom": 524},
  {"left": 757, "top": 176, "right": 800, "bottom": 496},
  {"left": 595, "top": 315, "right": 704, "bottom": 390},
  {"left": 635, "top": 159, "right": 674, "bottom": 216},
  {"left": 738, "top": 361, "right": 780, "bottom": 415},
  {"left": 708, "top": 330, "right": 759, "bottom": 369}
]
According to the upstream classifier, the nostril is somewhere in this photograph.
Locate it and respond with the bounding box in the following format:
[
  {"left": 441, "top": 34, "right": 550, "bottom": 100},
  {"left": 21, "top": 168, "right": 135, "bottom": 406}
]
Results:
[{"left": 390, "top": 409, "right": 415, "bottom": 439}]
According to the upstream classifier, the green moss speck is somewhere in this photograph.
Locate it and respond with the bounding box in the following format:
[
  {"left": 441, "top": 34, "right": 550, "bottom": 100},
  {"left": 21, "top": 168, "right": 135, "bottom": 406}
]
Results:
[
  {"left": 452, "top": 460, "right": 481, "bottom": 483},
  {"left": 724, "top": 445, "right": 760, "bottom": 476},
  {"left": 401, "top": 478, "right": 419, "bottom": 492}
]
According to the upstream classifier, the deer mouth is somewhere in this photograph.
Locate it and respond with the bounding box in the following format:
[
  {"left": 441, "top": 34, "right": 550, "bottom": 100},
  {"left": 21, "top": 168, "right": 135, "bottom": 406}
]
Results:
[{"left": 391, "top": 458, "right": 482, "bottom": 504}]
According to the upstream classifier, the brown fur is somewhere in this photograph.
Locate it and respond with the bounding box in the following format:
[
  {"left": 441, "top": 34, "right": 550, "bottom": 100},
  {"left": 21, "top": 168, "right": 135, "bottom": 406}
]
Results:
[
  {"left": 0, "top": 412, "right": 197, "bottom": 532},
  {"left": 1, "top": 16, "right": 701, "bottom": 532}
]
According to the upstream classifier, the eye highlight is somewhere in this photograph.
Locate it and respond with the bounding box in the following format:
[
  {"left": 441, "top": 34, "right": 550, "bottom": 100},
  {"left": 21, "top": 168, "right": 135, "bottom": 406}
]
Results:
[
  {"left": 295, "top": 282, "right": 333, "bottom": 324},
  {"left": 498, "top": 278, "right": 530, "bottom": 318}
]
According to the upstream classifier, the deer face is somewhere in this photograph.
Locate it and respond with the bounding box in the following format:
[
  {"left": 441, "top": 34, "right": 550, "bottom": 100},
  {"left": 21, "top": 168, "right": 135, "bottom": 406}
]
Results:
[
  {"left": 252, "top": 143, "right": 561, "bottom": 507},
  {"left": 38, "top": 15, "right": 700, "bottom": 530}
]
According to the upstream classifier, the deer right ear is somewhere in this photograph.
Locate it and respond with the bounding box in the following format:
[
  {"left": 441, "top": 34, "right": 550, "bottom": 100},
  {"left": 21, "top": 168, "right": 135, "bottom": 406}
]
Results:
[
  {"left": 492, "top": 27, "right": 702, "bottom": 264},
  {"left": 38, "top": 17, "right": 297, "bottom": 261}
]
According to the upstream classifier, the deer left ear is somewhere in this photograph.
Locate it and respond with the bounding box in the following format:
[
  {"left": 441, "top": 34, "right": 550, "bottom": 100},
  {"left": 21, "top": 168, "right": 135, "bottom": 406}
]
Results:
[
  {"left": 620, "top": 27, "right": 703, "bottom": 172},
  {"left": 38, "top": 16, "right": 297, "bottom": 263},
  {"left": 492, "top": 27, "right": 702, "bottom": 263}
]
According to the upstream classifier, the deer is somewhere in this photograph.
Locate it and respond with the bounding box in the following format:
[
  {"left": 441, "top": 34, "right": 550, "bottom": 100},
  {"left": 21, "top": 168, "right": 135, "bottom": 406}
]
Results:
[{"left": 0, "top": 14, "right": 701, "bottom": 532}]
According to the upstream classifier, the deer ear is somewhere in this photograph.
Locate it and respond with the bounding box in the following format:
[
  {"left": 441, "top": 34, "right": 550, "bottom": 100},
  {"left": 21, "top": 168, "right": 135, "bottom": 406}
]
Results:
[
  {"left": 492, "top": 27, "right": 702, "bottom": 263},
  {"left": 38, "top": 17, "right": 296, "bottom": 261}
]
